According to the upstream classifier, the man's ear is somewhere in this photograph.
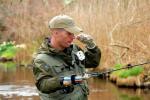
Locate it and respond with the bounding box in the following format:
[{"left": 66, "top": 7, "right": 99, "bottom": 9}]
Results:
[
  {"left": 53, "top": 30, "right": 59, "bottom": 36},
  {"left": 55, "top": 30, "right": 59, "bottom": 35},
  {"left": 50, "top": 29, "right": 57, "bottom": 36}
]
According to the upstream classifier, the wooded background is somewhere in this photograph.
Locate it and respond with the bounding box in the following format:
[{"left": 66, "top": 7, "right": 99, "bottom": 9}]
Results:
[{"left": 0, "top": 0, "right": 150, "bottom": 70}]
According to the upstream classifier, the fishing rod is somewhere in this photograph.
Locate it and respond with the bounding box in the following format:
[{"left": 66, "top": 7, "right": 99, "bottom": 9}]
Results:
[
  {"left": 82, "top": 61, "right": 150, "bottom": 79},
  {"left": 63, "top": 61, "right": 150, "bottom": 84}
]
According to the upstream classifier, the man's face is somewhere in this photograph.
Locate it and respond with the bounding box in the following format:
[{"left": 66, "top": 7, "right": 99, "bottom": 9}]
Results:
[{"left": 54, "top": 29, "right": 75, "bottom": 49}]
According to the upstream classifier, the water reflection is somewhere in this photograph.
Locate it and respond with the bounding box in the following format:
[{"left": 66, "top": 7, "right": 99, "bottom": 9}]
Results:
[
  {"left": 0, "top": 63, "right": 150, "bottom": 100},
  {"left": 0, "top": 62, "right": 16, "bottom": 72},
  {"left": 0, "top": 62, "right": 39, "bottom": 100},
  {"left": 88, "top": 78, "right": 150, "bottom": 100},
  {"left": 0, "top": 85, "right": 38, "bottom": 97}
]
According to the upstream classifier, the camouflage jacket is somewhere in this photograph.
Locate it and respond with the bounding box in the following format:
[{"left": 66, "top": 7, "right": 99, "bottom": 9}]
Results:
[{"left": 32, "top": 37, "right": 101, "bottom": 100}]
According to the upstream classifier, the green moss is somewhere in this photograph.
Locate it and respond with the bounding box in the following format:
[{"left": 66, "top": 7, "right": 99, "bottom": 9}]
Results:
[
  {"left": 114, "top": 63, "right": 123, "bottom": 69},
  {"left": 111, "top": 64, "right": 144, "bottom": 78},
  {"left": 119, "top": 70, "right": 130, "bottom": 78},
  {"left": 118, "top": 66, "right": 144, "bottom": 78},
  {"left": 0, "top": 42, "right": 19, "bottom": 58},
  {"left": 111, "top": 63, "right": 123, "bottom": 76},
  {"left": 128, "top": 66, "right": 143, "bottom": 76}
]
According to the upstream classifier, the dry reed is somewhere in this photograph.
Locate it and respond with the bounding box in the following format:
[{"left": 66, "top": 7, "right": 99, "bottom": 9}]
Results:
[{"left": 1, "top": 0, "right": 150, "bottom": 69}]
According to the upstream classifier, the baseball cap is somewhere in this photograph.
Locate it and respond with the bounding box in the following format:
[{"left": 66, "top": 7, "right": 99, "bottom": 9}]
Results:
[{"left": 48, "top": 15, "right": 83, "bottom": 34}]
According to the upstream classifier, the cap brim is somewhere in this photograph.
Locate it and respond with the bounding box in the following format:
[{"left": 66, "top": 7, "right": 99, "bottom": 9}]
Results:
[{"left": 64, "top": 26, "right": 82, "bottom": 34}]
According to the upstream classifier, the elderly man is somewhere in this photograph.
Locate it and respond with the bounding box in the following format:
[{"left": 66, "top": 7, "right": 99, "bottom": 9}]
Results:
[{"left": 32, "top": 15, "right": 101, "bottom": 100}]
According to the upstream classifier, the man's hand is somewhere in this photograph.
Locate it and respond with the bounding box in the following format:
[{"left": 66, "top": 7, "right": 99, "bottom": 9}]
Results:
[
  {"left": 76, "top": 33, "right": 96, "bottom": 49},
  {"left": 61, "top": 75, "right": 83, "bottom": 86},
  {"left": 62, "top": 77, "right": 72, "bottom": 86}
]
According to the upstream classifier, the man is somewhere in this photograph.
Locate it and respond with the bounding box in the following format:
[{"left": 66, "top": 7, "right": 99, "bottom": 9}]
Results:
[{"left": 32, "top": 15, "right": 101, "bottom": 100}]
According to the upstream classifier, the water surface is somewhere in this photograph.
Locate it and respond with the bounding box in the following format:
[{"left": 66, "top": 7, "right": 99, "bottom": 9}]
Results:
[{"left": 0, "top": 63, "right": 149, "bottom": 100}]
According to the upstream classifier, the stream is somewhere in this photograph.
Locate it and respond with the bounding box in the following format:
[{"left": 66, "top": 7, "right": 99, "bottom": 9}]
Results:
[{"left": 0, "top": 63, "right": 149, "bottom": 100}]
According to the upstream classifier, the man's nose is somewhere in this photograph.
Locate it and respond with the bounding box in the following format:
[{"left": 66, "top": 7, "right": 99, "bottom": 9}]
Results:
[{"left": 73, "top": 35, "right": 75, "bottom": 39}]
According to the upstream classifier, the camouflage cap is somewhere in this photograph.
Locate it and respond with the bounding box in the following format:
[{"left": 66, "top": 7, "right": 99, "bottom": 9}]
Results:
[{"left": 48, "top": 15, "right": 82, "bottom": 34}]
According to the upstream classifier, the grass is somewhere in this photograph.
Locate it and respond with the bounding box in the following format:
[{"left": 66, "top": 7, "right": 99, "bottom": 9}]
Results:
[
  {"left": 0, "top": 42, "right": 18, "bottom": 58},
  {"left": 0, "top": 0, "right": 150, "bottom": 69},
  {"left": 111, "top": 63, "right": 144, "bottom": 78}
]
